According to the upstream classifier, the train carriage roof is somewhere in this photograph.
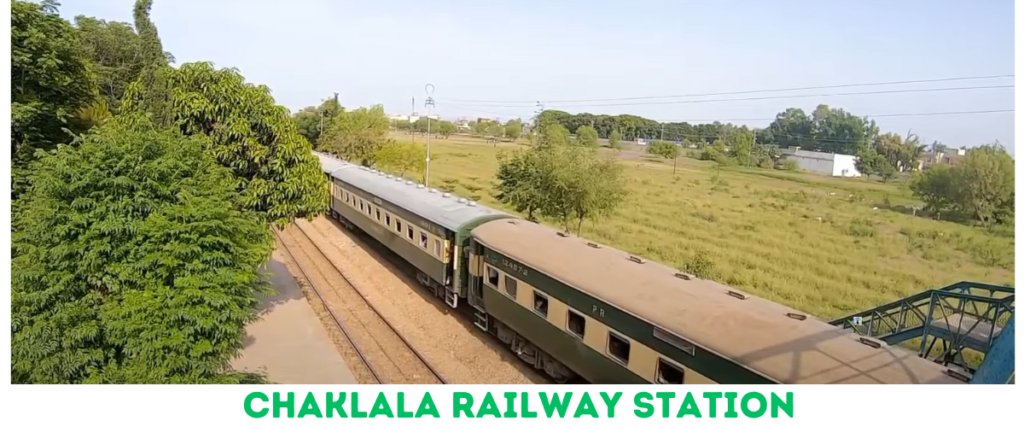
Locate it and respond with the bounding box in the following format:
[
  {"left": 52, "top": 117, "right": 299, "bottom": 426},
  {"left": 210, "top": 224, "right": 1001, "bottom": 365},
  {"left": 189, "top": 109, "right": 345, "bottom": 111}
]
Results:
[
  {"left": 315, "top": 151, "right": 353, "bottom": 175},
  {"left": 315, "top": 151, "right": 510, "bottom": 231},
  {"left": 472, "top": 219, "right": 962, "bottom": 384}
]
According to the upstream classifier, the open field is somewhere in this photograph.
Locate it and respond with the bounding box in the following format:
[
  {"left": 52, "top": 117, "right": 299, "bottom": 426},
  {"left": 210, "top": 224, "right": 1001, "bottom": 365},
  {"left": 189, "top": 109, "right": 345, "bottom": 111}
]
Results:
[{"left": 382, "top": 132, "right": 1014, "bottom": 320}]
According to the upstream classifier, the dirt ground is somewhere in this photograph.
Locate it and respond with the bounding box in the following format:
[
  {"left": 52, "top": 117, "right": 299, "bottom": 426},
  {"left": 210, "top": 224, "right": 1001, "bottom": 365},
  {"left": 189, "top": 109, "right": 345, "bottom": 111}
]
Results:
[{"left": 230, "top": 246, "right": 357, "bottom": 384}]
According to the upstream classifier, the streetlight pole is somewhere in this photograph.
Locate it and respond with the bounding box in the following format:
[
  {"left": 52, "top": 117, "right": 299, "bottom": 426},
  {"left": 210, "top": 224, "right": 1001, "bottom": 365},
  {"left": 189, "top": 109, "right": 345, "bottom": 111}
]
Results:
[{"left": 424, "top": 84, "right": 435, "bottom": 187}]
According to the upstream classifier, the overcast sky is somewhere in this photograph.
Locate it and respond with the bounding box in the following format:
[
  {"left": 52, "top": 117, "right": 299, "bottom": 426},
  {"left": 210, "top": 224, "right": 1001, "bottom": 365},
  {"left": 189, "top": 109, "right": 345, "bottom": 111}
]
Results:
[{"left": 59, "top": 0, "right": 1015, "bottom": 153}]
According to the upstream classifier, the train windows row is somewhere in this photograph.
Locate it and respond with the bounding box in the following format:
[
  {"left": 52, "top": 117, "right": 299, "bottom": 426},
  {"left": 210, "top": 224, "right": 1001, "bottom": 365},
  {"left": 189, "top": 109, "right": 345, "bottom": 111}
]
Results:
[
  {"left": 483, "top": 263, "right": 689, "bottom": 384},
  {"left": 336, "top": 184, "right": 448, "bottom": 262}
]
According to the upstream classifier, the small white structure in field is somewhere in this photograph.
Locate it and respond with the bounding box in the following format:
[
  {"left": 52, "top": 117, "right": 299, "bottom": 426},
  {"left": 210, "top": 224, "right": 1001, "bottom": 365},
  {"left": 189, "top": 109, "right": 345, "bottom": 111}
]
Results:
[{"left": 781, "top": 147, "right": 862, "bottom": 177}]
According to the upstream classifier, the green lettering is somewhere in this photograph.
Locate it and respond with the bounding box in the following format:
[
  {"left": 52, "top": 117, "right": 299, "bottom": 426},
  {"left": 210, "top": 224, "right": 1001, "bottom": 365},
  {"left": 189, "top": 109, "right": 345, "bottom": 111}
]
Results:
[
  {"left": 476, "top": 392, "right": 501, "bottom": 418},
  {"left": 676, "top": 392, "right": 701, "bottom": 418},
  {"left": 703, "top": 392, "right": 722, "bottom": 418},
  {"left": 540, "top": 392, "right": 573, "bottom": 418},
  {"left": 503, "top": 392, "right": 518, "bottom": 418},
  {"left": 655, "top": 392, "right": 675, "bottom": 418},
  {"left": 452, "top": 392, "right": 474, "bottom": 418},
  {"left": 771, "top": 392, "right": 794, "bottom": 418},
  {"left": 724, "top": 392, "right": 739, "bottom": 418},
  {"left": 416, "top": 392, "right": 440, "bottom": 418},
  {"left": 273, "top": 392, "right": 294, "bottom": 418},
  {"left": 326, "top": 392, "right": 348, "bottom": 418},
  {"left": 370, "top": 392, "right": 394, "bottom": 418},
  {"left": 351, "top": 392, "right": 368, "bottom": 418},
  {"left": 244, "top": 392, "right": 268, "bottom": 418},
  {"left": 573, "top": 392, "right": 598, "bottom": 418},
  {"left": 599, "top": 392, "right": 622, "bottom": 418},
  {"left": 741, "top": 392, "right": 766, "bottom": 418},
  {"left": 520, "top": 392, "right": 537, "bottom": 418},
  {"left": 297, "top": 393, "right": 323, "bottom": 418},
  {"left": 633, "top": 392, "right": 654, "bottom": 418},
  {"left": 397, "top": 393, "right": 414, "bottom": 418}
]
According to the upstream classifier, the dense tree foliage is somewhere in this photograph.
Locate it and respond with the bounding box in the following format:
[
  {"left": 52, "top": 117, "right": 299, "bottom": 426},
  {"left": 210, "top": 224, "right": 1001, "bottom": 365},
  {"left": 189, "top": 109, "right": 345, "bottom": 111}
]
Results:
[
  {"left": 647, "top": 140, "right": 681, "bottom": 174},
  {"left": 504, "top": 119, "right": 523, "bottom": 140},
  {"left": 73, "top": 15, "right": 148, "bottom": 112},
  {"left": 495, "top": 130, "right": 627, "bottom": 233},
  {"left": 11, "top": 0, "right": 97, "bottom": 173},
  {"left": 292, "top": 95, "right": 344, "bottom": 147},
  {"left": 375, "top": 140, "right": 426, "bottom": 179},
  {"left": 12, "top": 123, "right": 273, "bottom": 384},
  {"left": 121, "top": 62, "right": 329, "bottom": 225},
  {"left": 575, "top": 125, "right": 598, "bottom": 147},
  {"left": 319, "top": 105, "right": 391, "bottom": 166},
  {"left": 911, "top": 144, "right": 1014, "bottom": 224},
  {"left": 608, "top": 129, "right": 622, "bottom": 150}
]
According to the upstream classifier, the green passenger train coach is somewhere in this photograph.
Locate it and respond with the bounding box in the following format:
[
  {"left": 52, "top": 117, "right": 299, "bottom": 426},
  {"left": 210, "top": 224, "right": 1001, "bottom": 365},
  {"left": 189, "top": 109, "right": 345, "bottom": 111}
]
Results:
[{"left": 313, "top": 151, "right": 966, "bottom": 385}]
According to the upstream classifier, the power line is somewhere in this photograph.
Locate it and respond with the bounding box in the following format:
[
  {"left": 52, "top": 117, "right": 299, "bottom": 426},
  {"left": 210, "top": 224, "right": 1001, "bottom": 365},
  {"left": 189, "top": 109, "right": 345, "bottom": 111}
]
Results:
[
  {"left": 659, "top": 109, "right": 1015, "bottom": 123},
  {"left": 438, "top": 74, "right": 1014, "bottom": 104},
  {"left": 444, "top": 85, "right": 1013, "bottom": 109}
]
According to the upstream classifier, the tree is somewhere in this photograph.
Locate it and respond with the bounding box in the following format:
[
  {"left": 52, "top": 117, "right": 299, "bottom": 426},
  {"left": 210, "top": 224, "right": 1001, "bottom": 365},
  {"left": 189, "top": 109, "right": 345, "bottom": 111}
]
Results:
[
  {"left": 292, "top": 95, "right": 345, "bottom": 147},
  {"left": 855, "top": 149, "right": 885, "bottom": 178},
  {"left": 120, "top": 62, "right": 329, "bottom": 225},
  {"left": 504, "top": 119, "right": 523, "bottom": 140},
  {"left": 12, "top": 122, "right": 273, "bottom": 384},
  {"left": 536, "top": 123, "right": 571, "bottom": 147},
  {"left": 495, "top": 143, "right": 627, "bottom": 234},
  {"left": 11, "top": 0, "right": 97, "bottom": 172},
  {"left": 910, "top": 144, "right": 1014, "bottom": 224},
  {"left": 647, "top": 140, "right": 681, "bottom": 174},
  {"left": 375, "top": 140, "right": 426, "bottom": 179},
  {"left": 437, "top": 121, "right": 456, "bottom": 138},
  {"left": 954, "top": 145, "right": 1015, "bottom": 224},
  {"left": 73, "top": 15, "right": 149, "bottom": 112},
  {"left": 575, "top": 125, "right": 598, "bottom": 147},
  {"left": 728, "top": 129, "right": 755, "bottom": 166},
  {"left": 608, "top": 129, "right": 622, "bottom": 150},
  {"left": 319, "top": 105, "right": 391, "bottom": 167}
]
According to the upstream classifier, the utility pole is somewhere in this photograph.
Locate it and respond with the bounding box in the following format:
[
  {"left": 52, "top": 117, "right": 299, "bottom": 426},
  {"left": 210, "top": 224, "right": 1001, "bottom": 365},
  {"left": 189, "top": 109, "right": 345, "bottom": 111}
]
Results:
[
  {"left": 424, "top": 84, "right": 435, "bottom": 187},
  {"left": 660, "top": 123, "right": 665, "bottom": 140},
  {"left": 410, "top": 96, "right": 415, "bottom": 145},
  {"left": 747, "top": 131, "right": 756, "bottom": 167}
]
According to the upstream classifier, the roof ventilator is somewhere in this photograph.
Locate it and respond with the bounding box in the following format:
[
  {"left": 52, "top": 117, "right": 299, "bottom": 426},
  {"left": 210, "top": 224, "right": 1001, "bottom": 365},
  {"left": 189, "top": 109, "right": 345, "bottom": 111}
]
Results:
[
  {"left": 727, "top": 290, "right": 747, "bottom": 300},
  {"left": 442, "top": 193, "right": 451, "bottom": 198},
  {"left": 628, "top": 255, "right": 645, "bottom": 264},
  {"left": 417, "top": 184, "right": 425, "bottom": 189},
  {"left": 586, "top": 242, "right": 601, "bottom": 249},
  {"left": 556, "top": 231, "right": 569, "bottom": 237},
  {"left": 674, "top": 272, "right": 691, "bottom": 280},
  {"left": 458, "top": 198, "right": 468, "bottom": 203},
  {"left": 468, "top": 201, "right": 477, "bottom": 206},
  {"left": 786, "top": 313, "right": 807, "bottom": 321},
  {"left": 429, "top": 188, "right": 438, "bottom": 193}
]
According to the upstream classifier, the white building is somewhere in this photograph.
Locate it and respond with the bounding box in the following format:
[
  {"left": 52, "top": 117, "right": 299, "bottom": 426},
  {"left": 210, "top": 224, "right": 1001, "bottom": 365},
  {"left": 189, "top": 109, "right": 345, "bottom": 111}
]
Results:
[{"left": 781, "top": 147, "right": 861, "bottom": 177}]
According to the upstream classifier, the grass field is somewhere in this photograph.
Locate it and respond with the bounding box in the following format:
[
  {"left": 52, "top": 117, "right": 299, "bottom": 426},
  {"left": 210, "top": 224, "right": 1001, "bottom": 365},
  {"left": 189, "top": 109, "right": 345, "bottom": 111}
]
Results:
[{"left": 384, "top": 132, "right": 1014, "bottom": 320}]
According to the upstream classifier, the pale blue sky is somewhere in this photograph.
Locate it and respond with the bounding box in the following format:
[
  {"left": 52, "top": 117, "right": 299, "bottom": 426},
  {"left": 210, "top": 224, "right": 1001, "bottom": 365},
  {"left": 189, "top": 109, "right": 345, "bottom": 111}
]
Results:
[{"left": 59, "top": 0, "right": 1015, "bottom": 152}]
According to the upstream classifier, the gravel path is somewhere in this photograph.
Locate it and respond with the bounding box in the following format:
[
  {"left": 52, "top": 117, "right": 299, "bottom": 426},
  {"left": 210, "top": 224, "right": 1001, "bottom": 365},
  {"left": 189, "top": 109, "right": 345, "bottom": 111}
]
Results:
[
  {"left": 276, "top": 226, "right": 444, "bottom": 384},
  {"left": 298, "top": 217, "right": 549, "bottom": 384}
]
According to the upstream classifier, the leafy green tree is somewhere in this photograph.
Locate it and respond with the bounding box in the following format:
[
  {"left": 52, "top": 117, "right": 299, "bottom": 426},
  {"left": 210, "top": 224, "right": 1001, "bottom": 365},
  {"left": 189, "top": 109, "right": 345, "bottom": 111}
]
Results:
[
  {"left": 320, "top": 105, "right": 391, "bottom": 167},
  {"left": 495, "top": 148, "right": 546, "bottom": 221},
  {"left": 12, "top": 122, "right": 273, "bottom": 384},
  {"left": 910, "top": 164, "right": 958, "bottom": 217},
  {"left": 647, "top": 140, "right": 681, "bottom": 174},
  {"left": 575, "top": 125, "right": 599, "bottom": 147},
  {"left": 120, "top": 62, "right": 329, "bottom": 225},
  {"left": 375, "top": 140, "right": 426, "bottom": 179},
  {"left": 292, "top": 95, "right": 345, "bottom": 147},
  {"left": 954, "top": 145, "right": 1014, "bottom": 224},
  {"left": 536, "top": 123, "right": 571, "bottom": 148},
  {"left": 73, "top": 15, "right": 149, "bottom": 111},
  {"left": 11, "top": 0, "right": 97, "bottom": 171},
  {"left": 608, "top": 129, "right": 622, "bottom": 150},
  {"left": 437, "top": 121, "right": 456, "bottom": 138},
  {"left": 855, "top": 149, "right": 884, "bottom": 177},
  {"left": 504, "top": 119, "right": 523, "bottom": 140}
]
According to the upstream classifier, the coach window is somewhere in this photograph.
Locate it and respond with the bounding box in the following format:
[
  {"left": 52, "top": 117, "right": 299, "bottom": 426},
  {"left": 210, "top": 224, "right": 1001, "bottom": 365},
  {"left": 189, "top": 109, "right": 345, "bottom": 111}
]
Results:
[
  {"left": 486, "top": 266, "right": 499, "bottom": 287},
  {"left": 419, "top": 231, "right": 428, "bottom": 249},
  {"left": 344, "top": 192, "right": 350, "bottom": 203},
  {"left": 567, "top": 310, "right": 586, "bottom": 339},
  {"left": 504, "top": 276, "right": 517, "bottom": 298},
  {"left": 396, "top": 219, "right": 403, "bottom": 233},
  {"left": 433, "top": 239, "right": 442, "bottom": 258},
  {"left": 385, "top": 213, "right": 391, "bottom": 227},
  {"left": 359, "top": 200, "right": 364, "bottom": 211},
  {"left": 376, "top": 208, "right": 382, "bottom": 222},
  {"left": 656, "top": 358, "right": 685, "bottom": 385},
  {"left": 608, "top": 332, "right": 631, "bottom": 365},
  {"left": 533, "top": 292, "right": 548, "bottom": 317},
  {"left": 407, "top": 226, "right": 414, "bottom": 240}
]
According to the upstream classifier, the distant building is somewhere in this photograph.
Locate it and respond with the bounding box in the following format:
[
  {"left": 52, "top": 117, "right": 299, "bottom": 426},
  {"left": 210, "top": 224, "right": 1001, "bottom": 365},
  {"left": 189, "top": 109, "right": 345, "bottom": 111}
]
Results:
[
  {"left": 918, "top": 148, "right": 966, "bottom": 170},
  {"left": 781, "top": 147, "right": 861, "bottom": 177}
]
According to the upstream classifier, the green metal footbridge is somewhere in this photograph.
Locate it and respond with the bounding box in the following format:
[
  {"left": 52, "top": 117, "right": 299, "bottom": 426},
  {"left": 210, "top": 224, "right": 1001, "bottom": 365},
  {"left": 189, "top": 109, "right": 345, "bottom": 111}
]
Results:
[{"left": 830, "top": 281, "right": 1014, "bottom": 384}]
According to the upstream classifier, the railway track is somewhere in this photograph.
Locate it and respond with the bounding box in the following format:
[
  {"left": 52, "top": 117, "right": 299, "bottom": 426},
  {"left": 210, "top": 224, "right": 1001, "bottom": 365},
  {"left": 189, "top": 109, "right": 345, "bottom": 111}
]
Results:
[{"left": 272, "top": 225, "right": 447, "bottom": 385}]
